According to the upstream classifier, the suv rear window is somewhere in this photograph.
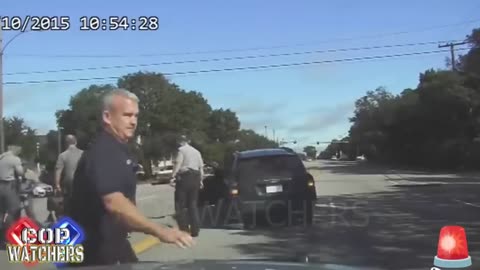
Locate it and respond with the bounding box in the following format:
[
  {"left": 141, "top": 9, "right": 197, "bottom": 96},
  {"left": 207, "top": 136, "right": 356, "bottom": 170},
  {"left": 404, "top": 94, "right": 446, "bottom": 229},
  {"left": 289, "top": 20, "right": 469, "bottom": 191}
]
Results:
[{"left": 236, "top": 155, "right": 305, "bottom": 182}]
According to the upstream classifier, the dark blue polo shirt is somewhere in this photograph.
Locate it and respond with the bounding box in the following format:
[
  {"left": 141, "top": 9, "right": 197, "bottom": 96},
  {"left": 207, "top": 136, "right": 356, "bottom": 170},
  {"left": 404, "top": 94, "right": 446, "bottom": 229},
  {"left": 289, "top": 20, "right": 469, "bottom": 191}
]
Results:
[{"left": 69, "top": 131, "right": 137, "bottom": 261}]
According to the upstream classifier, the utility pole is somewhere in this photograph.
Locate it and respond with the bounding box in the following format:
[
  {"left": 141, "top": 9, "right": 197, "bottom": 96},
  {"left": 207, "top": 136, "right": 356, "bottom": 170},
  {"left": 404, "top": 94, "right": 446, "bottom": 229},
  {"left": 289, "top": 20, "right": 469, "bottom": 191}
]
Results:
[
  {"left": 0, "top": 21, "right": 4, "bottom": 153},
  {"left": 439, "top": 41, "right": 467, "bottom": 71},
  {"left": 57, "top": 127, "right": 62, "bottom": 156},
  {"left": 272, "top": 129, "right": 275, "bottom": 142},
  {"left": 264, "top": 125, "right": 268, "bottom": 139}
]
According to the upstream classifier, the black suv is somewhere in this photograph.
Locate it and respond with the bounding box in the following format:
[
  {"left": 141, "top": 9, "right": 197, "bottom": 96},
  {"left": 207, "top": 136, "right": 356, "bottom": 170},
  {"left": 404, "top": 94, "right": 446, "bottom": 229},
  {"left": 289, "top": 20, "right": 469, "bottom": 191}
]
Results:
[{"left": 200, "top": 148, "right": 317, "bottom": 228}]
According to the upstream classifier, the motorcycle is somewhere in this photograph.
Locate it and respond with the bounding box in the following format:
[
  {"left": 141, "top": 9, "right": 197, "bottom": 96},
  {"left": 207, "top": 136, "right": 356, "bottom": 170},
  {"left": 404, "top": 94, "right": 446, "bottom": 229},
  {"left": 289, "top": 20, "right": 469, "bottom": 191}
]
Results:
[{"left": 1, "top": 178, "right": 54, "bottom": 228}]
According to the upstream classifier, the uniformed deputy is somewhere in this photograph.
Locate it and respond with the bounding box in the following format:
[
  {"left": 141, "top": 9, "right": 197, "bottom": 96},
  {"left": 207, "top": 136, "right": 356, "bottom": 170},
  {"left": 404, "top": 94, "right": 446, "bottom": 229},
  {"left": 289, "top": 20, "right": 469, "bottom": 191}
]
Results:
[
  {"left": 54, "top": 134, "right": 83, "bottom": 215},
  {"left": 0, "top": 145, "right": 24, "bottom": 231},
  {"left": 68, "top": 88, "right": 194, "bottom": 266},
  {"left": 171, "top": 135, "right": 205, "bottom": 237}
]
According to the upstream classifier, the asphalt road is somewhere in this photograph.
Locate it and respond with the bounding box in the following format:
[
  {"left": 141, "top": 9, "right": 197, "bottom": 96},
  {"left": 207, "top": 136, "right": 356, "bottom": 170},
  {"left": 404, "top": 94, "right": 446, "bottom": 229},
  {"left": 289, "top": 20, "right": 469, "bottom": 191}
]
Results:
[
  {"left": 137, "top": 160, "right": 480, "bottom": 270},
  {"left": 2, "top": 159, "right": 480, "bottom": 270}
]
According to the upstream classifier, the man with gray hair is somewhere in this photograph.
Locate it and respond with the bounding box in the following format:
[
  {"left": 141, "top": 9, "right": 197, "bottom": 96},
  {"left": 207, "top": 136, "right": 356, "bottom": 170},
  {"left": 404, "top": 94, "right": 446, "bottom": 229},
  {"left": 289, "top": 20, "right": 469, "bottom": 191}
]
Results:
[
  {"left": 0, "top": 145, "right": 24, "bottom": 232},
  {"left": 171, "top": 135, "right": 205, "bottom": 237},
  {"left": 54, "top": 134, "right": 83, "bottom": 215},
  {"left": 69, "top": 88, "right": 194, "bottom": 266}
]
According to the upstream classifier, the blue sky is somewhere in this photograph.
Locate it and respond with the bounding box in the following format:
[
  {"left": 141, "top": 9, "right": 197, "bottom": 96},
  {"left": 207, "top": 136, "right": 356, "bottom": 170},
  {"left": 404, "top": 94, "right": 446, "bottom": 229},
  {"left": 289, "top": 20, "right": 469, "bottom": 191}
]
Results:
[{"left": 2, "top": 0, "right": 479, "bottom": 151}]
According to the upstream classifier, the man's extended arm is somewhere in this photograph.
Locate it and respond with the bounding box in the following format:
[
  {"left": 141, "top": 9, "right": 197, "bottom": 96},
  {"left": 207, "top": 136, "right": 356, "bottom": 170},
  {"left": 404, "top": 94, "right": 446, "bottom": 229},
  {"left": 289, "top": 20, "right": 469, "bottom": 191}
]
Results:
[{"left": 102, "top": 193, "right": 183, "bottom": 243}]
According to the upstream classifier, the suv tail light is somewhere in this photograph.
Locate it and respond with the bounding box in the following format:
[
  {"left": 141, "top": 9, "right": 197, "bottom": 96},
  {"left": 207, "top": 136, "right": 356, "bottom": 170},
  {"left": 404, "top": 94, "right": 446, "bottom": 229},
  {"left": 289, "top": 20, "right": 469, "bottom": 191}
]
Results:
[
  {"left": 230, "top": 188, "right": 239, "bottom": 196},
  {"left": 229, "top": 183, "right": 239, "bottom": 196},
  {"left": 308, "top": 180, "right": 315, "bottom": 187},
  {"left": 307, "top": 173, "right": 315, "bottom": 187}
]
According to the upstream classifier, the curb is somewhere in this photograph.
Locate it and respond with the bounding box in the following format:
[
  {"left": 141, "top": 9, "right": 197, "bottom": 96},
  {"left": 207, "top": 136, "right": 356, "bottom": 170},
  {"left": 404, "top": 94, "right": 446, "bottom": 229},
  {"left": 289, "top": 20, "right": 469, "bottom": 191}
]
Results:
[{"left": 132, "top": 236, "right": 161, "bottom": 255}]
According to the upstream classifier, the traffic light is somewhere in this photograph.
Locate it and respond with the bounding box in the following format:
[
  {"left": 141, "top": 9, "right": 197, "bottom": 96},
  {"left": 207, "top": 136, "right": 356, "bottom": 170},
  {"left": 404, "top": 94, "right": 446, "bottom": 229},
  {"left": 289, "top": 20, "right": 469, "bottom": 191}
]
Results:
[
  {"left": 293, "top": 141, "right": 297, "bottom": 144},
  {"left": 316, "top": 141, "right": 319, "bottom": 145}
]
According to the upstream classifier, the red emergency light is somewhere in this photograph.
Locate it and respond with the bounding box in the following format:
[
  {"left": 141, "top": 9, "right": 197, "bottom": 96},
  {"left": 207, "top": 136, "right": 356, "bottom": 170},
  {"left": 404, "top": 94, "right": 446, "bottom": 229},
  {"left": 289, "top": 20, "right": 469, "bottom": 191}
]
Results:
[{"left": 433, "top": 225, "right": 472, "bottom": 268}]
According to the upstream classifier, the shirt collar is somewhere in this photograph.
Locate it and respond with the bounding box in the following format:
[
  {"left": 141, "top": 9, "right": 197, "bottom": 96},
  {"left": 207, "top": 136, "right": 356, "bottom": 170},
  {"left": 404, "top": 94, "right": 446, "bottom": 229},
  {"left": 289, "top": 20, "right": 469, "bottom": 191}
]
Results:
[{"left": 100, "top": 130, "right": 129, "bottom": 152}]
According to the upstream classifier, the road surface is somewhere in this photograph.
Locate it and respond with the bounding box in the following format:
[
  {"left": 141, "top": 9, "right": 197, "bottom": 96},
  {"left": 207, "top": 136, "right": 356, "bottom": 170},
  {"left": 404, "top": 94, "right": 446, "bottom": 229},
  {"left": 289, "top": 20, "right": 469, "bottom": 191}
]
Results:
[
  {"left": 1, "top": 159, "right": 480, "bottom": 270},
  {"left": 138, "top": 160, "right": 480, "bottom": 270}
]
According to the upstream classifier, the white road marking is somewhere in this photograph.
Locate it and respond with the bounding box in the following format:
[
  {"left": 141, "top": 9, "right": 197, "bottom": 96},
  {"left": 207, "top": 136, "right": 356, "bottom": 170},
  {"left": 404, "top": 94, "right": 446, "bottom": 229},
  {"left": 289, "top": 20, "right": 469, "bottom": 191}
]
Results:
[
  {"left": 315, "top": 203, "right": 359, "bottom": 210},
  {"left": 137, "top": 195, "right": 158, "bottom": 201},
  {"left": 392, "top": 181, "right": 480, "bottom": 186},
  {"left": 443, "top": 182, "right": 480, "bottom": 185},
  {"left": 453, "top": 199, "right": 480, "bottom": 208}
]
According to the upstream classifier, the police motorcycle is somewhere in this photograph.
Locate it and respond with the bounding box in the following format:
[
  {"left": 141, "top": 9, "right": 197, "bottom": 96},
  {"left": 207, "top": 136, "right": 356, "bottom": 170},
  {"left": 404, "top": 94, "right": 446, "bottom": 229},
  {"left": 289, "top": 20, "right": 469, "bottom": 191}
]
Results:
[{"left": 1, "top": 176, "right": 54, "bottom": 234}]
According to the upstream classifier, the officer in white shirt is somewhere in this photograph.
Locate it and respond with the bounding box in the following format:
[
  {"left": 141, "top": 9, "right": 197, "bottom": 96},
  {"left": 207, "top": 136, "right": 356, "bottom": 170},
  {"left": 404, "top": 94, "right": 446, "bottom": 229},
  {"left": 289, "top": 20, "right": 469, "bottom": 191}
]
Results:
[{"left": 171, "top": 135, "right": 204, "bottom": 237}]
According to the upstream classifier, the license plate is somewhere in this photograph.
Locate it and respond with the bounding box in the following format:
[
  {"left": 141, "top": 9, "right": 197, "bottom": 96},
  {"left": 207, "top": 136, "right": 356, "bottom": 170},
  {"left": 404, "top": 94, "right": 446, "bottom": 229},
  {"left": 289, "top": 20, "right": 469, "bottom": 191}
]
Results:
[{"left": 266, "top": 185, "right": 283, "bottom": 193}]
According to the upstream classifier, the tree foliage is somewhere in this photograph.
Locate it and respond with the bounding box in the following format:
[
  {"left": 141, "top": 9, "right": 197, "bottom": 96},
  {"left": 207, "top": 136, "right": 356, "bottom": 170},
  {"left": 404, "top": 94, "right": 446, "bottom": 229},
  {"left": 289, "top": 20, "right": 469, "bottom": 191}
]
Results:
[
  {"left": 303, "top": 146, "right": 317, "bottom": 159},
  {"left": 57, "top": 84, "right": 116, "bottom": 149},
  {"left": 55, "top": 71, "right": 277, "bottom": 175},
  {"left": 38, "top": 130, "right": 60, "bottom": 171},
  {"left": 322, "top": 28, "right": 480, "bottom": 169},
  {"left": 3, "top": 117, "right": 37, "bottom": 161}
]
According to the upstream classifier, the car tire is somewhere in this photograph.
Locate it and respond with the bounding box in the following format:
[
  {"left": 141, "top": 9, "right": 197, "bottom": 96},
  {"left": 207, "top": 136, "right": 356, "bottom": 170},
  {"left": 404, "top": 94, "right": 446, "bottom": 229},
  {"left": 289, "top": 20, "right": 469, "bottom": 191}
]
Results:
[
  {"left": 306, "top": 200, "right": 313, "bottom": 226},
  {"left": 242, "top": 213, "right": 255, "bottom": 230}
]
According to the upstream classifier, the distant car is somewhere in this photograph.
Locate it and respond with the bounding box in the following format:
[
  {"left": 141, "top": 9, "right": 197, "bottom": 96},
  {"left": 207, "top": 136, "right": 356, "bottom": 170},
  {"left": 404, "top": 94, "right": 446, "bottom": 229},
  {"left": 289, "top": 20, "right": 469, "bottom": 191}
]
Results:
[
  {"left": 356, "top": 155, "right": 366, "bottom": 161},
  {"left": 32, "top": 183, "right": 54, "bottom": 198},
  {"left": 200, "top": 148, "right": 317, "bottom": 229},
  {"left": 135, "top": 164, "right": 147, "bottom": 180},
  {"left": 152, "top": 163, "right": 215, "bottom": 185},
  {"left": 20, "top": 179, "right": 54, "bottom": 198}
]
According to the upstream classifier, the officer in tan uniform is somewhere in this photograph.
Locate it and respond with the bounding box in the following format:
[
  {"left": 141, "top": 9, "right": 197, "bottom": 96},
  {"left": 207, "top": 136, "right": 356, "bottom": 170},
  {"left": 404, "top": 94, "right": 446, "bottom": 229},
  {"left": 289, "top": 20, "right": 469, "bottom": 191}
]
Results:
[{"left": 0, "top": 145, "right": 24, "bottom": 230}]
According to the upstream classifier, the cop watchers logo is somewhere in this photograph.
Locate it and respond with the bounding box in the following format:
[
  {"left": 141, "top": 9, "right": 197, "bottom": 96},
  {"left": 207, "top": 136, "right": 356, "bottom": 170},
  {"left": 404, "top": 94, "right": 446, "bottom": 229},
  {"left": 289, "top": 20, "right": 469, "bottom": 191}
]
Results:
[
  {"left": 5, "top": 216, "right": 85, "bottom": 266},
  {"left": 431, "top": 226, "right": 472, "bottom": 270}
]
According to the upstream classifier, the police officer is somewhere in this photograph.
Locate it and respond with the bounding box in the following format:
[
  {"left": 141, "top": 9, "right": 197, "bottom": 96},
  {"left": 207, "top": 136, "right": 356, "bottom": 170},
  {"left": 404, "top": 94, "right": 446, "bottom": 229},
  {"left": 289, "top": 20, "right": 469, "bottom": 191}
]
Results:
[
  {"left": 54, "top": 134, "right": 83, "bottom": 215},
  {"left": 69, "top": 89, "right": 194, "bottom": 266},
  {"left": 171, "top": 135, "right": 204, "bottom": 237},
  {"left": 0, "top": 145, "right": 24, "bottom": 231}
]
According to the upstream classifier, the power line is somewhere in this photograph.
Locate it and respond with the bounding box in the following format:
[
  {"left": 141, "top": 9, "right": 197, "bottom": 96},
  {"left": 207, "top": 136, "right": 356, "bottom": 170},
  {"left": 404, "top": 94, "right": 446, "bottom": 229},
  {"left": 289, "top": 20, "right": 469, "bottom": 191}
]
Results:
[
  {"left": 3, "top": 48, "right": 468, "bottom": 86},
  {"left": 4, "top": 40, "right": 463, "bottom": 76},
  {"left": 5, "top": 18, "right": 479, "bottom": 59}
]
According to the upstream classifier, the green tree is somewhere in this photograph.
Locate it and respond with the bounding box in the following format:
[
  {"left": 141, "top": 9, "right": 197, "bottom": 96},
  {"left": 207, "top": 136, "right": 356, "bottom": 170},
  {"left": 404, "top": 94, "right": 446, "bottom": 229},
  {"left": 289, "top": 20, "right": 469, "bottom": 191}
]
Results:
[
  {"left": 56, "top": 84, "right": 116, "bottom": 149},
  {"left": 54, "top": 71, "right": 279, "bottom": 177},
  {"left": 459, "top": 28, "right": 480, "bottom": 76},
  {"left": 207, "top": 109, "right": 240, "bottom": 143},
  {"left": 118, "top": 72, "right": 212, "bottom": 136},
  {"left": 303, "top": 146, "right": 317, "bottom": 159},
  {"left": 3, "top": 117, "right": 37, "bottom": 161},
  {"left": 346, "top": 28, "right": 480, "bottom": 170},
  {"left": 38, "top": 130, "right": 60, "bottom": 172}
]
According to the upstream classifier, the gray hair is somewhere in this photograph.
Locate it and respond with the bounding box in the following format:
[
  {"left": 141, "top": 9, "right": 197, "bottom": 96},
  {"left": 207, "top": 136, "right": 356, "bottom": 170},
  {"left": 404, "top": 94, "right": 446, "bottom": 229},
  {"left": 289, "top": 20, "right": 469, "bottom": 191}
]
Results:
[
  {"left": 65, "top": 134, "right": 77, "bottom": 145},
  {"left": 7, "top": 145, "right": 22, "bottom": 155},
  {"left": 102, "top": 88, "right": 139, "bottom": 111},
  {"left": 178, "top": 135, "right": 190, "bottom": 144}
]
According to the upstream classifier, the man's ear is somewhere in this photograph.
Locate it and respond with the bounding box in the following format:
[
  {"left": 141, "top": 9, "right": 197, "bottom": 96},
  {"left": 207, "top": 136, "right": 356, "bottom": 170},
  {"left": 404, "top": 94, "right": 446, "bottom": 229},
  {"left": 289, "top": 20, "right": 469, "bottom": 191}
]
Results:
[{"left": 102, "top": 110, "right": 112, "bottom": 125}]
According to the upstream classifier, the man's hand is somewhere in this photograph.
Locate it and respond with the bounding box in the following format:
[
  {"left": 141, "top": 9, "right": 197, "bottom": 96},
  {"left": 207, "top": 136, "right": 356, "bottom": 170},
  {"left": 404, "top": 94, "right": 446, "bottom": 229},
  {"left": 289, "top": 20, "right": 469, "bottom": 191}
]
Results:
[
  {"left": 55, "top": 185, "right": 62, "bottom": 194},
  {"left": 200, "top": 181, "right": 204, "bottom": 189},
  {"left": 169, "top": 177, "right": 176, "bottom": 187},
  {"left": 154, "top": 227, "right": 194, "bottom": 248}
]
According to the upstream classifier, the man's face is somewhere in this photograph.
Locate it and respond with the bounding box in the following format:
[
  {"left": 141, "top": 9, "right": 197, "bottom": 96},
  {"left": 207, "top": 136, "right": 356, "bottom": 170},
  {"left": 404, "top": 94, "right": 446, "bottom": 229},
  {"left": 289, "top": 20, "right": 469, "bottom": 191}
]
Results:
[{"left": 103, "top": 95, "right": 139, "bottom": 142}]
